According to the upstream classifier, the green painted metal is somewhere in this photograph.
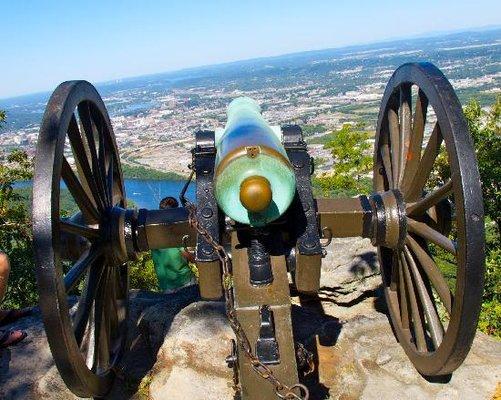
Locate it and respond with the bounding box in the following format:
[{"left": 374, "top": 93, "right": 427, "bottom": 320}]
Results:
[{"left": 214, "top": 97, "right": 296, "bottom": 226}]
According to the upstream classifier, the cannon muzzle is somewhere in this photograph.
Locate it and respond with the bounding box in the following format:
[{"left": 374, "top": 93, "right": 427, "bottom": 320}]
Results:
[{"left": 214, "top": 97, "right": 296, "bottom": 226}]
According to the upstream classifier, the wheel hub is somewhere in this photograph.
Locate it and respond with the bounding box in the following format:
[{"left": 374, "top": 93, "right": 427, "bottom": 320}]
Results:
[
  {"left": 106, "top": 206, "right": 137, "bottom": 264},
  {"left": 369, "top": 189, "right": 407, "bottom": 249}
]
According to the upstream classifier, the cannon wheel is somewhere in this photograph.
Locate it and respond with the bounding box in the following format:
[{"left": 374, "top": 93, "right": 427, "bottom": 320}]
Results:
[
  {"left": 374, "top": 62, "right": 485, "bottom": 376},
  {"left": 33, "top": 81, "right": 128, "bottom": 397}
]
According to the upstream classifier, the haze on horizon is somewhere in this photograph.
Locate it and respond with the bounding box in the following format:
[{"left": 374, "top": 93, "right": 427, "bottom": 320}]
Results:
[{"left": 1, "top": 0, "right": 500, "bottom": 99}]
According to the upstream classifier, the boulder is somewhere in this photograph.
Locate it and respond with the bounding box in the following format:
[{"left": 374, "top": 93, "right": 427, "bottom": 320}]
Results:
[
  {"left": 142, "top": 299, "right": 501, "bottom": 400},
  {"left": 320, "top": 238, "right": 380, "bottom": 305},
  {"left": 147, "top": 302, "right": 234, "bottom": 400},
  {"left": 1, "top": 238, "right": 500, "bottom": 400}
]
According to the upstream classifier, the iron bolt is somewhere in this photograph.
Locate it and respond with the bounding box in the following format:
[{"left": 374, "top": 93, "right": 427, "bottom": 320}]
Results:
[{"left": 201, "top": 207, "right": 213, "bottom": 218}]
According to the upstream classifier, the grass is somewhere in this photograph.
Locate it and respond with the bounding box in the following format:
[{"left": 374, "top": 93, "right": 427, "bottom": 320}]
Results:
[{"left": 306, "top": 131, "right": 338, "bottom": 145}]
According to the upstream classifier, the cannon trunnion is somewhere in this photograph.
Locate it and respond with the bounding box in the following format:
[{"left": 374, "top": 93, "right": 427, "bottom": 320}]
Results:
[{"left": 32, "top": 62, "right": 485, "bottom": 399}]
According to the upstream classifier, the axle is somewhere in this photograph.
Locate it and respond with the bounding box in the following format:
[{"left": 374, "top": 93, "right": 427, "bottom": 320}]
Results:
[
  {"left": 77, "top": 189, "right": 408, "bottom": 271},
  {"left": 316, "top": 189, "right": 407, "bottom": 249}
]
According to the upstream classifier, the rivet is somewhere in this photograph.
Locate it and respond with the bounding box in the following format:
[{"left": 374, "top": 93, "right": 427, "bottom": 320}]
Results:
[
  {"left": 201, "top": 207, "right": 213, "bottom": 219},
  {"left": 303, "top": 240, "right": 315, "bottom": 249},
  {"left": 202, "top": 247, "right": 214, "bottom": 255}
]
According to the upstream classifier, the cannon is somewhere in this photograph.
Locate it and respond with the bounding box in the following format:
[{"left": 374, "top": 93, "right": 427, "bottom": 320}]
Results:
[{"left": 32, "top": 62, "right": 485, "bottom": 399}]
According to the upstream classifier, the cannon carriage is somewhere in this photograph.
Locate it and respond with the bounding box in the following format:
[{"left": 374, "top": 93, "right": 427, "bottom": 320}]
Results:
[{"left": 32, "top": 62, "right": 485, "bottom": 399}]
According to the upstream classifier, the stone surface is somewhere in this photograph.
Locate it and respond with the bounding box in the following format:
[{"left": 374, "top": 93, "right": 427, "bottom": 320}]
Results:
[
  {"left": 142, "top": 299, "right": 501, "bottom": 400},
  {"left": 320, "top": 238, "right": 380, "bottom": 304},
  {"left": 1, "top": 238, "right": 500, "bottom": 400},
  {"left": 0, "top": 306, "right": 57, "bottom": 399},
  {"left": 314, "top": 313, "right": 501, "bottom": 400},
  {"left": 147, "top": 302, "right": 234, "bottom": 400}
]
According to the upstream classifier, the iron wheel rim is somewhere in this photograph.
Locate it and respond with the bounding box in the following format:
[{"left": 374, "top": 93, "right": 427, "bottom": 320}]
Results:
[
  {"left": 33, "top": 81, "right": 128, "bottom": 397},
  {"left": 373, "top": 62, "right": 485, "bottom": 376}
]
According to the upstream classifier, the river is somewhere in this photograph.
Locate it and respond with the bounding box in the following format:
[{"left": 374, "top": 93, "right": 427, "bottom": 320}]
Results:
[
  {"left": 124, "top": 179, "right": 195, "bottom": 209},
  {"left": 14, "top": 179, "right": 196, "bottom": 210}
]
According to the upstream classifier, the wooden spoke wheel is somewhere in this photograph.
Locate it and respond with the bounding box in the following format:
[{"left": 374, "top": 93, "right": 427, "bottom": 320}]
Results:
[
  {"left": 33, "top": 81, "right": 129, "bottom": 397},
  {"left": 374, "top": 63, "right": 485, "bottom": 376}
]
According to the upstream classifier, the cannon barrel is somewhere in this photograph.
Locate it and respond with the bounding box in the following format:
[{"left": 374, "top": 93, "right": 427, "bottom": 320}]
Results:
[{"left": 214, "top": 97, "right": 296, "bottom": 226}]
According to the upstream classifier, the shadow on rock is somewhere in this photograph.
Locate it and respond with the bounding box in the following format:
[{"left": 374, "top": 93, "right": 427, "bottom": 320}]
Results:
[
  {"left": 349, "top": 251, "right": 378, "bottom": 277},
  {"left": 292, "top": 296, "right": 342, "bottom": 400},
  {"left": 107, "top": 286, "right": 201, "bottom": 399}
]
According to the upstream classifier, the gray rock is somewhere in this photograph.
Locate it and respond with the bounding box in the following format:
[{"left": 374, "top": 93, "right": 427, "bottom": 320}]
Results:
[
  {"left": 320, "top": 238, "right": 380, "bottom": 305},
  {"left": 36, "top": 366, "right": 81, "bottom": 400},
  {"left": 316, "top": 313, "right": 501, "bottom": 400},
  {"left": 0, "top": 288, "right": 201, "bottom": 400},
  {"left": 1, "top": 239, "right": 500, "bottom": 400},
  {"left": 143, "top": 301, "right": 500, "bottom": 400},
  {"left": 148, "top": 302, "right": 234, "bottom": 400},
  {"left": 0, "top": 307, "right": 62, "bottom": 399}
]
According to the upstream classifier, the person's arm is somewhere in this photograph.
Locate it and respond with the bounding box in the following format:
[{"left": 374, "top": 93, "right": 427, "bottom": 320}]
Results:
[
  {"left": 0, "top": 253, "right": 10, "bottom": 304},
  {"left": 180, "top": 248, "right": 195, "bottom": 263}
]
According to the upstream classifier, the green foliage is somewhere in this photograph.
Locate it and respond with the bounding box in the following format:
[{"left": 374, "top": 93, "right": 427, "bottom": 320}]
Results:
[
  {"left": 323, "top": 124, "right": 372, "bottom": 177},
  {"left": 307, "top": 131, "right": 338, "bottom": 145},
  {"left": 0, "top": 146, "right": 159, "bottom": 308},
  {"left": 0, "top": 149, "right": 36, "bottom": 308},
  {"left": 312, "top": 123, "right": 373, "bottom": 196},
  {"left": 312, "top": 174, "right": 372, "bottom": 197},
  {"left": 122, "top": 162, "right": 185, "bottom": 180},
  {"left": 13, "top": 186, "right": 79, "bottom": 217},
  {"left": 461, "top": 97, "right": 501, "bottom": 337},
  {"left": 464, "top": 96, "right": 501, "bottom": 239},
  {"left": 430, "top": 97, "right": 501, "bottom": 337},
  {"left": 434, "top": 96, "right": 501, "bottom": 237},
  {"left": 484, "top": 247, "right": 501, "bottom": 303},
  {"left": 478, "top": 300, "right": 501, "bottom": 339},
  {"left": 128, "top": 251, "right": 160, "bottom": 292}
]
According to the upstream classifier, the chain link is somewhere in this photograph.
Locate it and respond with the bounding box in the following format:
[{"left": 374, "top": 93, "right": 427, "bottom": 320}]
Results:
[{"left": 180, "top": 169, "right": 308, "bottom": 400}]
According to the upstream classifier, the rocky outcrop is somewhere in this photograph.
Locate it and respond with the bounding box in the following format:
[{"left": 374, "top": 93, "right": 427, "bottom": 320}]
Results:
[
  {"left": 146, "top": 302, "right": 234, "bottom": 400},
  {"left": 0, "top": 306, "right": 58, "bottom": 399},
  {"left": 314, "top": 313, "right": 501, "bottom": 400},
  {"left": 1, "top": 238, "right": 500, "bottom": 400},
  {"left": 142, "top": 300, "right": 501, "bottom": 400},
  {"left": 320, "top": 237, "right": 380, "bottom": 305}
]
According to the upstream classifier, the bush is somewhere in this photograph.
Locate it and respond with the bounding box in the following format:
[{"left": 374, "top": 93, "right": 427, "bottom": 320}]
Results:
[
  {"left": 464, "top": 96, "right": 500, "bottom": 239},
  {"left": 464, "top": 97, "right": 501, "bottom": 337},
  {"left": 0, "top": 149, "right": 36, "bottom": 309},
  {"left": 129, "top": 251, "right": 160, "bottom": 292},
  {"left": 0, "top": 144, "right": 161, "bottom": 308},
  {"left": 312, "top": 123, "right": 373, "bottom": 197},
  {"left": 484, "top": 245, "right": 501, "bottom": 302},
  {"left": 312, "top": 174, "right": 371, "bottom": 197},
  {"left": 478, "top": 300, "right": 501, "bottom": 338}
]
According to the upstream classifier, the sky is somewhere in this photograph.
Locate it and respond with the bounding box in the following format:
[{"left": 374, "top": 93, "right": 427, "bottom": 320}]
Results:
[{"left": 1, "top": 0, "right": 500, "bottom": 99}]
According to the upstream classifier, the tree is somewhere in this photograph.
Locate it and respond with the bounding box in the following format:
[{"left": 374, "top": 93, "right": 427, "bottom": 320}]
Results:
[
  {"left": 465, "top": 96, "right": 501, "bottom": 337},
  {"left": 0, "top": 146, "right": 36, "bottom": 308},
  {"left": 0, "top": 109, "right": 159, "bottom": 307},
  {"left": 464, "top": 96, "right": 501, "bottom": 240},
  {"left": 313, "top": 123, "right": 373, "bottom": 196}
]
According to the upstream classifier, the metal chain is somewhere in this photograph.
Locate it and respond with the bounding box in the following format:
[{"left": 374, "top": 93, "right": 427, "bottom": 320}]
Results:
[{"left": 180, "top": 170, "right": 309, "bottom": 400}]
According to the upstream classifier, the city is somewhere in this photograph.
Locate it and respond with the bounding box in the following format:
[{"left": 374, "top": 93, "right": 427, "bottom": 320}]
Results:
[{"left": 0, "top": 28, "right": 499, "bottom": 177}]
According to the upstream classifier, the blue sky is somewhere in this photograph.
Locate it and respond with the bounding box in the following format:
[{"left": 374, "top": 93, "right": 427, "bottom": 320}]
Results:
[{"left": 1, "top": 0, "right": 500, "bottom": 98}]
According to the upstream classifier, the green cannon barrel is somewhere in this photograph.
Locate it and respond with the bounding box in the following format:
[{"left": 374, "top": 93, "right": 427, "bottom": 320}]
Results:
[{"left": 214, "top": 97, "right": 296, "bottom": 226}]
